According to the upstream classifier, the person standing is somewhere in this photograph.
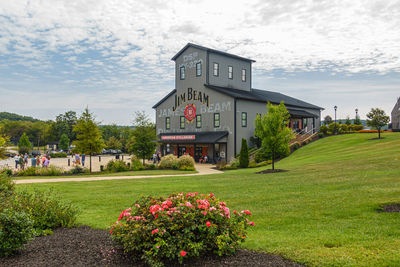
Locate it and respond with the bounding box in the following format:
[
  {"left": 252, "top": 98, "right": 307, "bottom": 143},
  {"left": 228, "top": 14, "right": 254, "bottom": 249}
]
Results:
[
  {"left": 14, "top": 154, "right": 20, "bottom": 169},
  {"left": 157, "top": 152, "right": 161, "bottom": 164},
  {"left": 19, "top": 155, "right": 25, "bottom": 170},
  {"left": 24, "top": 153, "right": 28, "bottom": 166},
  {"left": 36, "top": 155, "right": 41, "bottom": 167},
  {"left": 75, "top": 153, "right": 81, "bottom": 165},
  {"left": 43, "top": 156, "right": 50, "bottom": 167},
  {"left": 81, "top": 154, "right": 86, "bottom": 167},
  {"left": 31, "top": 156, "right": 37, "bottom": 167}
]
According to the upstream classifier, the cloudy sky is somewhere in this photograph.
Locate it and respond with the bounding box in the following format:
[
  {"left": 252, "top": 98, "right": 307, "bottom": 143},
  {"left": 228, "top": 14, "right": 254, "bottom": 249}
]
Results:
[{"left": 1, "top": 0, "right": 399, "bottom": 125}]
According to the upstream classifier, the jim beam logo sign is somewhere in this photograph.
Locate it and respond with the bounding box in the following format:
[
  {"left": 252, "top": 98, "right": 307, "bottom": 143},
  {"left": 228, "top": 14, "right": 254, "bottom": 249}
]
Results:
[
  {"left": 184, "top": 104, "right": 196, "bottom": 124},
  {"left": 173, "top": 88, "right": 209, "bottom": 111}
]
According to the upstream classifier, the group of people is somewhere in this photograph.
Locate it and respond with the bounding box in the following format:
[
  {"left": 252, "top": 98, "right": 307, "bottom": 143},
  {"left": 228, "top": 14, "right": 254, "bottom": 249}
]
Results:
[
  {"left": 14, "top": 153, "right": 50, "bottom": 170},
  {"left": 152, "top": 152, "right": 161, "bottom": 164},
  {"left": 72, "top": 153, "right": 86, "bottom": 166},
  {"left": 198, "top": 155, "right": 208, "bottom": 163}
]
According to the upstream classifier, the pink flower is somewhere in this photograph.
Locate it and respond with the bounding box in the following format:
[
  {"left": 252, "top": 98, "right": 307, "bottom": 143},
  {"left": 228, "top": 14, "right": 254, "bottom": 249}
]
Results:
[
  {"left": 209, "top": 193, "right": 214, "bottom": 197},
  {"left": 134, "top": 204, "right": 140, "bottom": 208},
  {"left": 206, "top": 221, "right": 211, "bottom": 227},
  {"left": 152, "top": 229, "right": 159, "bottom": 235},
  {"left": 241, "top": 210, "right": 252, "bottom": 216},
  {"left": 219, "top": 202, "right": 226, "bottom": 207},
  {"left": 248, "top": 221, "right": 255, "bottom": 226},
  {"left": 209, "top": 207, "right": 217, "bottom": 211},
  {"left": 185, "top": 202, "right": 193, "bottom": 208},
  {"left": 180, "top": 250, "right": 187, "bottom": 257},
  {"left": 201, "top": 211, "right": 207, "bottom": 215}
]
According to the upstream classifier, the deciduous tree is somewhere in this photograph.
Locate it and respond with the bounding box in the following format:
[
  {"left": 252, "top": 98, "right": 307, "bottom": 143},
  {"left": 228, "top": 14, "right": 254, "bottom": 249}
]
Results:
[
  {"left": 72, "top": 108, "right": 105, "bottom": 172},
  {"left": 366, "top": 108, "right": 390, "bottom": 139},
  {"left": 59, "top": 133, "right": 70, "bottom": 151},
  {"left": 323, "top": 115, "right": 333, "bottom": 125},
  {"left": 128, "top": 111, "right": 157, "bottom": 165},
  {"left": 255, "top": 102, "right": 294, "bottom": 170},
  {"left": 18, "top": 133, "right": 31, "bottom": 154}
]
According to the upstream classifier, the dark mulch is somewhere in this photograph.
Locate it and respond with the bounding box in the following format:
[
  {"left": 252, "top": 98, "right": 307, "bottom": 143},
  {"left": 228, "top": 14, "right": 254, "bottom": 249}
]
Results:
[
  {"left": 0, "top": 226, "right": 303, "bottom": 267},
  {"left": 378, "top": 203, "right": 400, "bottom": 213},
  {"left": 256, "top": 169, "right": 288, "bottom": 174}
]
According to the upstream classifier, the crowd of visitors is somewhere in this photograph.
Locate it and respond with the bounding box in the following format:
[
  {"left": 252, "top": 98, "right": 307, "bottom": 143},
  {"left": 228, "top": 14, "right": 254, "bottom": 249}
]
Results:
[{"left": 13, "top": 153, "right": 51, "bottom": 170}]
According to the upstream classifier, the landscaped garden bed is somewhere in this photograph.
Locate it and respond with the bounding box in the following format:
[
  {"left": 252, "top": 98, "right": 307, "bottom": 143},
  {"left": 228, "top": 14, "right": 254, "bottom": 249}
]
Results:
[{"left": 0, "top": 226, "right": 303, "bottom": 266}]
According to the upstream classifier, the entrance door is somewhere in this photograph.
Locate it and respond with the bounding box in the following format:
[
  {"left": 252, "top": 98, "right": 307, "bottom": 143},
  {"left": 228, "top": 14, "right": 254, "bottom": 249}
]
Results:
[{"left": 178, "top": 146, "right": 186, "bottom": 157}]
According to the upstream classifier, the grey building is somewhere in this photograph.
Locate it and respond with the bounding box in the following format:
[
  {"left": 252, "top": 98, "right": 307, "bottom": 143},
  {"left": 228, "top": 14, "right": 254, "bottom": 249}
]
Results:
[
  {"left": 153, "top": 43, "right": 323, "bottom": 163},
  {"left": 392, "top": 97, "right": 400, "bottom": 132}
]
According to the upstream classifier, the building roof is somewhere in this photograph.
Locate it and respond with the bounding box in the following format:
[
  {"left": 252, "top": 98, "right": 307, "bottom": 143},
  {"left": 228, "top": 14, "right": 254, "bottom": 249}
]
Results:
[
  {"left": 171, "top": 43, "right": 255, "bottom": 63},
  {"left": 158, "top": 131, "right": 229, "bottom": 144},
  {"left": 152, "top": 89, "right": 177, "bottom": 109},
  {"left": 205, "top": 84, "right": 323, "bottom": 110}
]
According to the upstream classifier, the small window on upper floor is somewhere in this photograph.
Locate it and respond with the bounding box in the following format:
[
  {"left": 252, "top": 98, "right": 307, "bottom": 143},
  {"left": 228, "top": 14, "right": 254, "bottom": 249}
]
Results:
[
  {"left": 180, "top": 66, "right": 185, "bottom": 80},
  {"left": 166, "top": 117, "right": 170, "bottom": 130},
  {"left": 196, "top": 62, "right": 202, "bottom": 76},
  {"left": 214, "top": 113, "right": 220, "bottom": 128},
  {"left": 228, "top": 66, "right": 233, "bottom": 79},
  {"left": 196, "top": 115, "right": 201, "bottom": 128},
  {"left": 241, "top": 69, "right": 246, "bottom": 82},
  {"left": 180, "top": 116, "right": 185, "bottom": 129},
  {"left": 241, "top": 112, "right": 247, "bottom": 127},
  {"left": 213, "top": 63, "right": 219, "bottom": 76}
]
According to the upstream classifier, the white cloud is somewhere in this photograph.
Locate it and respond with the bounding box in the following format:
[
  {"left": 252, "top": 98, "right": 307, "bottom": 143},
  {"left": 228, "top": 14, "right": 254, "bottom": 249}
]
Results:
[{"left": 0, "top": 0, "right": 399, "bottom": 123}]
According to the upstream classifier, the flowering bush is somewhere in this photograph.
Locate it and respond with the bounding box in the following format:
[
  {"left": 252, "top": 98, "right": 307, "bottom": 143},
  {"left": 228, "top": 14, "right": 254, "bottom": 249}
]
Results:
[
  {"left": 159, "top": 154, "right": 179, "bottom": 169},
  {"left": 110, "top": 192, "right": 254, "bottom": 266},
  {"left": 177, "top": 155, "right": 195, "bottom": 170}
]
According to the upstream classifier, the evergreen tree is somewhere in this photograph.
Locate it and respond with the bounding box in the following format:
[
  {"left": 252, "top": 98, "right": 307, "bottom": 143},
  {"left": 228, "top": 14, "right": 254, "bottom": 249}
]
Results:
[
  {"left": 345, "top": 116, "right": 351, "bottom": 125},
  {"left": 128, "top": 111, "right": 157, "bottom": 165},
  {"left": 18, "top": 132, "right": 31, "bottom": 154},
  {"left": 239, "top": 138, "right": 249, "bottom": 168},
  {"left": 255, "top": 102, "right": 294, "bottom": 170},
  {"left": 72, "top": 108, "right": 105, "bottom": 172},
  {"left": 354, "top": 116, "right": 362, "bottom": 125},
  {"left": 59, "top": 133, "right": 70, "bottom": 151},
  {"left": 366, "top": 108, "right": 390, "bottom": 139}
]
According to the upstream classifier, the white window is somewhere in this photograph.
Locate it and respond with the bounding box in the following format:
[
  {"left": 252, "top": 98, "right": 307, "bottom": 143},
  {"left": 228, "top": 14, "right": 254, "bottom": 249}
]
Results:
[
  {"left": 241, "top": 69, "right": 246, "bottom": 82},
  {"left": 196, "top": 62, "right": 202, "bottom": 76},
  {"left": 213, "top": 63, "right": 219, "bottom": 76},
  {"left": 180, "top": 66, "right": 185, "bottom": 80},
  {"left": 228, "top": 66, "right": 233, "bottom": 79}
]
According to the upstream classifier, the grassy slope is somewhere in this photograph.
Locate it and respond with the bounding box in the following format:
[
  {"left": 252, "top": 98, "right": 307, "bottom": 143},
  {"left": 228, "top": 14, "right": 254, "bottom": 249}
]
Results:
[
  {"left": 18, "top": 133, "right": 400, "bottom": 266},
  {"left": 13, "top": 169, "right": 197, "bottom": 180}
]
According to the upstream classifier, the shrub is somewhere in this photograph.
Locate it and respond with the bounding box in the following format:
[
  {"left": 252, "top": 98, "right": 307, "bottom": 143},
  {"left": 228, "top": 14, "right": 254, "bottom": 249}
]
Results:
[
  {"left": 110, "top": 193, "right": 254, "bottom": 266},
  {"left": 16, "top": 165, "right": 64, "bottom": 176},
  {"left": 291, "top": 143, "right": 300, "bottom": 151},
  {"left": 0, "top": 174, "right": 15, "bottom": 203},
  {"left": 0, "top": 209, "right": 35, "bottom": 257},
  {"left": 69, "top": 166, "right": 87, "bottom": 174},
  {"left": 229, "top": 157, "right": 240, "bottom": 168},
  {"left": 319, "top": 125, "right": 328, "bottom": 135},
  {"left": 0, "top": 168, "right": 12, "bottom": 177},
  {"left": 177, "top": 155, "right": 195, "bottom": 169},
  {"left": 216, "top": 160, "right": 227, "bottom": 170},
  {"left": 12, "top": 189, "right": 79, "bottom": 234},
  {"left": 239, "top": 138, "right": 249, "bottom": 168},
  {"left": 256, "top": 160, "right": 272, "bottom": 167},
  {"left": 106, "top": 160, "right": 130, "bottom": 172},
  {"left": 248, "top": 160, "right": 257, "bottom": 168},
  {"left": 131, "top": 155, "right": 144, "bottom": 171},
  {"left": 50, "top": 152, "right": 68, "bottom": 158},
  {"left": 146, "top": 164, "right": 156, "bottom": 170},
  {"left": 159, "top": 154, "right": 179, "bottom": 169},
  {"left": 318, "top": 132, "right": 324, "bottom": 138},
  {"left": 254, "top": 150, "right": 268, "bottom": 163}
]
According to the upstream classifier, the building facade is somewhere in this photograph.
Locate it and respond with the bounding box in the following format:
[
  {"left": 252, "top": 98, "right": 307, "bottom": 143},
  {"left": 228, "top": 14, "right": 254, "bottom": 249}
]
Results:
[
  {"left": 153, "top": 43, "right": 323, "bottom": 162},
  {"left": 391, "top": 97, "right": 400, "bottom": 132}
]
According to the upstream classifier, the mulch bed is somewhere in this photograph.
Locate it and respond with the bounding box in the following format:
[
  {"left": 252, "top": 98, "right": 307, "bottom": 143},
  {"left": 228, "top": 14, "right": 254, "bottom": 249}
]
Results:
[
  {"left": 0, "top": 226, "right": 303, "bottom": 266},
  {"left": 256, "top": 169, "right": 288, "bottom": 174},
  {"left": 378, "top": 203, "right": 400, "bottom": 213}
]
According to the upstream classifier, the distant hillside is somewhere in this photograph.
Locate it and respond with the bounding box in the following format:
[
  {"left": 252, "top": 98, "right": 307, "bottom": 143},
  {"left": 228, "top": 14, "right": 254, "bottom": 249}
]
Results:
[{"left": 0, "top": 112, "right": 41, "bottom": 122}]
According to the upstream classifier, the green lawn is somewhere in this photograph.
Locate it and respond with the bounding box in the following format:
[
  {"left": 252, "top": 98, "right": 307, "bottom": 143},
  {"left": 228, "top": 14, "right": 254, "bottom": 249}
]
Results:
[
  {"left": 18, "top": 133, "right": 400, "bottom": 266},
  {"left": 13, "top": 169, "right": 197, "bottom": 180}
]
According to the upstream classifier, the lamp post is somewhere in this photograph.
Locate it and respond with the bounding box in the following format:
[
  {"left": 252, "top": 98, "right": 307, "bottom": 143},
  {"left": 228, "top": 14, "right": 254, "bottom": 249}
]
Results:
[
  {"left": 355, "top": 108, "right": 358, "bottom": 121},
  {"left": 334, "top": 106, "right": 337, "bottom": 134}
]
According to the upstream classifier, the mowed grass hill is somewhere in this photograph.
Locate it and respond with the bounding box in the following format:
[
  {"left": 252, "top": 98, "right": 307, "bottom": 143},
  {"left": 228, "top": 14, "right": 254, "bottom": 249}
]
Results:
[{"left": 19, "top": 133, "right": 400, "bottom": 266}]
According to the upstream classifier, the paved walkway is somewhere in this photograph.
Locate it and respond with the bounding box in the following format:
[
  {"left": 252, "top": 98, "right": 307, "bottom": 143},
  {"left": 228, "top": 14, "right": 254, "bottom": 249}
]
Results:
[{"left": 15, "top": 164, "right": 223, "bottom": 184}]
